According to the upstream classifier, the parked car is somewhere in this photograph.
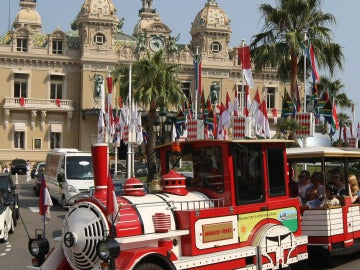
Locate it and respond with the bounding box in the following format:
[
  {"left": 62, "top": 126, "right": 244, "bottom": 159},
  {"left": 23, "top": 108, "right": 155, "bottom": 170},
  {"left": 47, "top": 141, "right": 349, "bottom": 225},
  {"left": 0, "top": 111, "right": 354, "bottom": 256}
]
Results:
[
  {"left": 30, "top": 161, "right": 45, "bottom": 179},
  {"left": 10, "top": 158, "right": 27, "bottom": 175},
  {"left": 0, "top": 192, "right": 15, "bottom": 243},
  {"left": 0, "top": 173, "right": 19, "bottom": 224},
  {"left": 110, "top": 162, "right": 126, "bottom": 177},
  {"left": 32, "top": 162, "right": 46, "bottom": 196},
  {"left": 134, "top": 161, "right": 148, "bottom": 177}
]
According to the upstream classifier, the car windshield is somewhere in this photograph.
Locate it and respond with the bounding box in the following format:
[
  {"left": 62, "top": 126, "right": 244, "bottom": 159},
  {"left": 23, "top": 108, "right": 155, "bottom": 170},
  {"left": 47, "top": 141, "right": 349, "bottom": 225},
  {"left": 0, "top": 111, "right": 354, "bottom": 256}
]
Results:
[{"left": 66, "top": 156, "right": 94, "bottom": 180}]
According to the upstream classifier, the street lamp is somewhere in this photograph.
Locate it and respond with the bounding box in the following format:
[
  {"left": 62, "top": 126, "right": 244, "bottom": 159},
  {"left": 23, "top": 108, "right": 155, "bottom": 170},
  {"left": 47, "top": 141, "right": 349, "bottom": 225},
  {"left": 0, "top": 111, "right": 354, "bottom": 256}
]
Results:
[{"left": 153, "top": 111, "right": 172, "bottom": 144}]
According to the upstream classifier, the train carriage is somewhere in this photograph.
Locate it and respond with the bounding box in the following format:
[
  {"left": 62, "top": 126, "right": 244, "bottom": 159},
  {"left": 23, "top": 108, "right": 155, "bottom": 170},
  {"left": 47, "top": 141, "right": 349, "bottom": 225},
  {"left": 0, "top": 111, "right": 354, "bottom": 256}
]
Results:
[
  {"left": 286, "top": 146, "right": 360, "bottom": 261},
  {"left": 27, "top": 140, "right": 308, "bottom": 270}
]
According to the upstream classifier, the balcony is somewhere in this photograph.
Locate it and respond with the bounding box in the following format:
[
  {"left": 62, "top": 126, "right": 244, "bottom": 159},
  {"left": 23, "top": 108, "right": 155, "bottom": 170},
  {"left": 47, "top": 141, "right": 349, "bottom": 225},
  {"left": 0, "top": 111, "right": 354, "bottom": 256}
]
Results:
[
  {"left": 3, "top": 97, "right": 75, "bottom": 130},
  {"left": 3, "top": 97, "right": 74, "bottom": 112}
]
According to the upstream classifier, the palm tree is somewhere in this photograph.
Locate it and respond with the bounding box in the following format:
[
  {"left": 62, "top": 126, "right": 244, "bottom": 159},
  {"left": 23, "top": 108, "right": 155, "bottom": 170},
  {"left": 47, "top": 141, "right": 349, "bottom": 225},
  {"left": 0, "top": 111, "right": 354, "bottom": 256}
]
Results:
[
  {"left": 337, "top": 112, "right": 352, "bottom": 146},
  {"left": 112, "top": 50, "right": 184, "bottom": 181},
  {"left": 251, "top": 0, "right": 344, "bottom": 99},
  {"left": 316, "top": 77, "right": 352, "bottom": 109}
]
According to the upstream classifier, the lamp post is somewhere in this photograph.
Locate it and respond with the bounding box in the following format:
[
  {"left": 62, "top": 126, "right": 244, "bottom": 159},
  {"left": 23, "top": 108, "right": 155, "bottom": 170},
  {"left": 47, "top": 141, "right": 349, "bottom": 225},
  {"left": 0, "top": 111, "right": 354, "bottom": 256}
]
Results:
[{"left": 153, "top": 110, "right": 172, "bottom": 144}]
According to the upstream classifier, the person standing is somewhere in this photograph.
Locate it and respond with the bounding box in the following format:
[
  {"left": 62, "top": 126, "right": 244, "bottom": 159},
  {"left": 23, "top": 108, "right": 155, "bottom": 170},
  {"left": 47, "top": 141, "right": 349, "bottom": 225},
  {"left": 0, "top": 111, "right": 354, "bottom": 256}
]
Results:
[
  {"left": 3, "top": 164, "right": 10, "bottom": 173},
  {"left": 26, "top": 160, "right": 31, "bottom": 182}
]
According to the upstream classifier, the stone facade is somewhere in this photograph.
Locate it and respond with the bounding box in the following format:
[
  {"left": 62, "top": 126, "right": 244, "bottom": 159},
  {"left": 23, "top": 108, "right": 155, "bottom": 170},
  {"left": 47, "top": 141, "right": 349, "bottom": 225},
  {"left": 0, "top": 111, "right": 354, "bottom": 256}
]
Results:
[{"left": 0, "top": 0, "right": 292, "bottom": 163}]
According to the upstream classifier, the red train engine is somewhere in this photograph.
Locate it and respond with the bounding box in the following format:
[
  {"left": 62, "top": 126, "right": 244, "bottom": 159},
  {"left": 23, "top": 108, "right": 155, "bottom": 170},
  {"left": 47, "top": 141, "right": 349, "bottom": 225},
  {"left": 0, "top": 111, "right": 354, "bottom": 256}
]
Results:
[{"left": 28, "top": 139, "right": 308, "bottom": 270}]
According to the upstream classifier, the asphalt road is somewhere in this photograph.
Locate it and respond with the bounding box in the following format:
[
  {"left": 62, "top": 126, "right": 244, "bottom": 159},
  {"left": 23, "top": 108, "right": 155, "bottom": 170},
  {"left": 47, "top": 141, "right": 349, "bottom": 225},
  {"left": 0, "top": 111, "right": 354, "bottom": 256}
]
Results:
[{"left": 1, "top": 174, "right": 359, "bottom": 269}]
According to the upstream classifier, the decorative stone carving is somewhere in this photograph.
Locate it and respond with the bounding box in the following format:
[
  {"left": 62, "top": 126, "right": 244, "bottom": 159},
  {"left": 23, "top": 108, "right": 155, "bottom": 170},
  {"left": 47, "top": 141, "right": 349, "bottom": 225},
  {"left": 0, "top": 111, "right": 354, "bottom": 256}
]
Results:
[
  {"left": 31, "top": 110, "right": 37, "bottom": 130},
  {"left": 67, "top": 111, "right": 73, "bottom": 129},
  {"left": 3, "top": 109, "right": 10, "bottom": 129},
  {"left": 41, "top": 111, "right": 47, "bottom": 131}
]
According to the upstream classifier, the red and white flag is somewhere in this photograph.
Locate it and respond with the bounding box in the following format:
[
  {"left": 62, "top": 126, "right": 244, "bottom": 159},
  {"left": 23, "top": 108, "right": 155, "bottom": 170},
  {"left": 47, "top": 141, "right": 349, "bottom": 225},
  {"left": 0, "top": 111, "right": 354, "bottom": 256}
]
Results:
[
  {"left": 106, "top": 174, "right": 118, "bottom": 225},
  {"left": 254, "top": 100, "right": 270, "bottom": 138},
  {"left": 238, "top": 46, "right": 255, "bottom": 88},
  {"left": 250, "top": 88, "right": 261, "bottom": 115},
  {"left": 244, "top": 85, "right": 251, "bottom": 117},
  {"left": 39, "top": 174, "right": 53, "bottom": 222}
]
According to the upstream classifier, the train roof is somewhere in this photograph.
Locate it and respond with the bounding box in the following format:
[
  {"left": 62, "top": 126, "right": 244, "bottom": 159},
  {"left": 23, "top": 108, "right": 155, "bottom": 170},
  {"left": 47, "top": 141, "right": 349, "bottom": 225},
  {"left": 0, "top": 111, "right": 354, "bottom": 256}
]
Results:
[{"left": 286, "top": 146, "right": 360, "bottom": 159}]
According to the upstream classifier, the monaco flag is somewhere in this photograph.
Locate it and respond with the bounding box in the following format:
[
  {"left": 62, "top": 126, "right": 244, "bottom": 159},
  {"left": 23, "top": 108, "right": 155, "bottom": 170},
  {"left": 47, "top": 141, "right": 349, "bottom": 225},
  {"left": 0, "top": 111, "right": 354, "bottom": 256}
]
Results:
[
  {"left": 39, "top": 173, "right": 53, "bottom": 222},
  {"left": 238, "top": 46, "right": 255, "bottom": 88}
]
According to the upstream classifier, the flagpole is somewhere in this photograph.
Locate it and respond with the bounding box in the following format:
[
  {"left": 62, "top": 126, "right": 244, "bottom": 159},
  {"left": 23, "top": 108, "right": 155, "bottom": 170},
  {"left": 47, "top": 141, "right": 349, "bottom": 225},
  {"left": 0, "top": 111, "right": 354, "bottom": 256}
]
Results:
[
  {"left": 194, "top": 46, "right": 199, "bottom": 120},
  {"left": 127, "top": 64, "right": 133, "bottom": 178},
  {"left": 303, "top": 30, "right": 307, "bottom": 113},
  {"left": 241, "top": 40, "right": 245, "bottom": 116},
  {"left": 42, "top": 175, "right": 46, "bottom": 239}
]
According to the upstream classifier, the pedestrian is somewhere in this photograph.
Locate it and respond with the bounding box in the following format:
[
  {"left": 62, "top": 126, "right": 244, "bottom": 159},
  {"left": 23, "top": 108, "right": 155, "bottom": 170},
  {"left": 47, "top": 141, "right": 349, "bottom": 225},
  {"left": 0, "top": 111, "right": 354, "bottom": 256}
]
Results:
[
  {"left": 26, "top": 160, "right": 31, "bottom": 181},
  {"left": 3, "top": 164, "right": 10, "bottom": 173}
]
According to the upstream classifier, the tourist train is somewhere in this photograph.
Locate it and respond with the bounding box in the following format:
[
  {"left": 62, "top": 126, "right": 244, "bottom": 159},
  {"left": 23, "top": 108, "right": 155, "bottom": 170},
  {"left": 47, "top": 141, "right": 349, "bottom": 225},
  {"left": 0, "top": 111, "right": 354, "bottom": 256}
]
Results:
[{"left": 27, "top": 140, "right": 360, "bottom": 269}]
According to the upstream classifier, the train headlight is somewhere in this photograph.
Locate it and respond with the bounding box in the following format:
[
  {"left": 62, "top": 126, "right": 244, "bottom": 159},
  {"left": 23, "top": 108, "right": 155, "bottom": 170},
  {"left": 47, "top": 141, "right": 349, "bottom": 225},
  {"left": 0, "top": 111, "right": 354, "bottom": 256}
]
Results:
[
  {"left": 28, "top": 230, "right": 50, "bottom": 266},
  {"left": 96, "top": 238, "right": 120, "bottom": 261}
]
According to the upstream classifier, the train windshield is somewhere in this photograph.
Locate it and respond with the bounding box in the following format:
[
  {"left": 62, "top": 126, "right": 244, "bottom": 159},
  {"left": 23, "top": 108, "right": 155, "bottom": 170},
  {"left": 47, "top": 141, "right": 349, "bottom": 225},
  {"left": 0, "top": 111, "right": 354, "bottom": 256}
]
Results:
[{"left": 169, "top": 145, "right": 224, "bottom": 194}]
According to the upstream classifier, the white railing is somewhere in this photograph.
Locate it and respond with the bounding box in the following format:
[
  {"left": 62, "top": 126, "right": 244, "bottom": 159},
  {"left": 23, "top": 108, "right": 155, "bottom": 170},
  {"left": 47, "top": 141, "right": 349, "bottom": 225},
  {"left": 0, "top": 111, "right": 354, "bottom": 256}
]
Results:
[{"left": 3, "top": 97, "right": 74, "bottom": 111}]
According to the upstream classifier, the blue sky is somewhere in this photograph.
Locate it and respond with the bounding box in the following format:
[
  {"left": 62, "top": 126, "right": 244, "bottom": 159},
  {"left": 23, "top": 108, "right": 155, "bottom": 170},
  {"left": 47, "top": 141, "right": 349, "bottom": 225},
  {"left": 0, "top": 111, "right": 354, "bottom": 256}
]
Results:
[{"left": 1, "top": 0, "right": 359, "bottom": 128}]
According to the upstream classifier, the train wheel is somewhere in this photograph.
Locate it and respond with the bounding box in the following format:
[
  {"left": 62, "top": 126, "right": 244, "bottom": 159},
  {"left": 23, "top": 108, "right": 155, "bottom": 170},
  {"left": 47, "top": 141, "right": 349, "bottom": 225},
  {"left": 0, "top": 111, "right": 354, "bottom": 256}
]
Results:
[{"left": 134, "top": 263, "right": 164, "bottom": 270}]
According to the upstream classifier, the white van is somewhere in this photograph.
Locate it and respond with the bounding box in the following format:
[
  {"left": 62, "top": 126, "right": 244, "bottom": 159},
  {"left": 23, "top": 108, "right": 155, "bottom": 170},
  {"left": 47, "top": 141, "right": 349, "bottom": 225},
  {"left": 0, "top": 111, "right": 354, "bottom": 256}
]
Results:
[{"left": 45, "top": 148, "right": 94, "bottom": 206}]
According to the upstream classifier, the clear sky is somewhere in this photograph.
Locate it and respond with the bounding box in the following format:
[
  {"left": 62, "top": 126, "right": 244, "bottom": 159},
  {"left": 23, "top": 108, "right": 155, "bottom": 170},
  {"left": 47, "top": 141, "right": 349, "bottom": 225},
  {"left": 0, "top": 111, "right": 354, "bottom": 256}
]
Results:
[{"left": 1, "top": 0, "right": 358, "bottom": 127}]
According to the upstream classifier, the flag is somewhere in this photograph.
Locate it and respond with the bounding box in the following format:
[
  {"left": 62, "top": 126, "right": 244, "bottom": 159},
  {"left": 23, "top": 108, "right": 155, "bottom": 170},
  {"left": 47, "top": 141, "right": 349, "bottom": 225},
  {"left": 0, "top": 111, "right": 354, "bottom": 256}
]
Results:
[
  {"left": 244, "top": 85, "right": 251, "bottom": 117},
  {"left": 55, "top": 99, "right": 61, "bottom": 107},
  {"left": 106, "top": 173, "right": 118, "bottom": 227},
  {"left": 106, "top": 76, "right": 115, "bottom": 139},
  {"left": 304, "top": 41, "right": 320, "bottom": 82},
  {"left": 19, "top": 97, "right": 25, "bottom": 107},
  {"left": 234, "top": 87, "right": 239, "bottom": 116},
  {"left": 272, "top": 108, "right": 278, "bottom": 124},
  {"left": 281, "top": 88, "right": 295, "bottom": 118},
  {"left": 193, "top": 53, "right": 202, "bottom": 95},
  {"left": 308, "top": 42, "right": 320, "bottom": 82},
  {"left": 357, "top": 122, "right": 360, "bottom": 139},
  {"left": 250, "top": 88, "right": 260, "bottom": 115},
  {"left": 238, "top": 46, "right": 255, "bottom": 88},
  {"left": 39, "top": 173, "right": 53, "bottom": 222},
  {"left": 175, "top": 106, "right": 186, "bottom": 136},
  {"left": 225, "top": 90, "right": 231, "bottom": 110},
  {"left": 254, "top": 100, "right": 270, "bottom": 138},
  {"left": 107, "top": 173, "right": 115, "bottom": 216},
  {"left": 332, "top": 100, "right": 339, "bottom": 131}
]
